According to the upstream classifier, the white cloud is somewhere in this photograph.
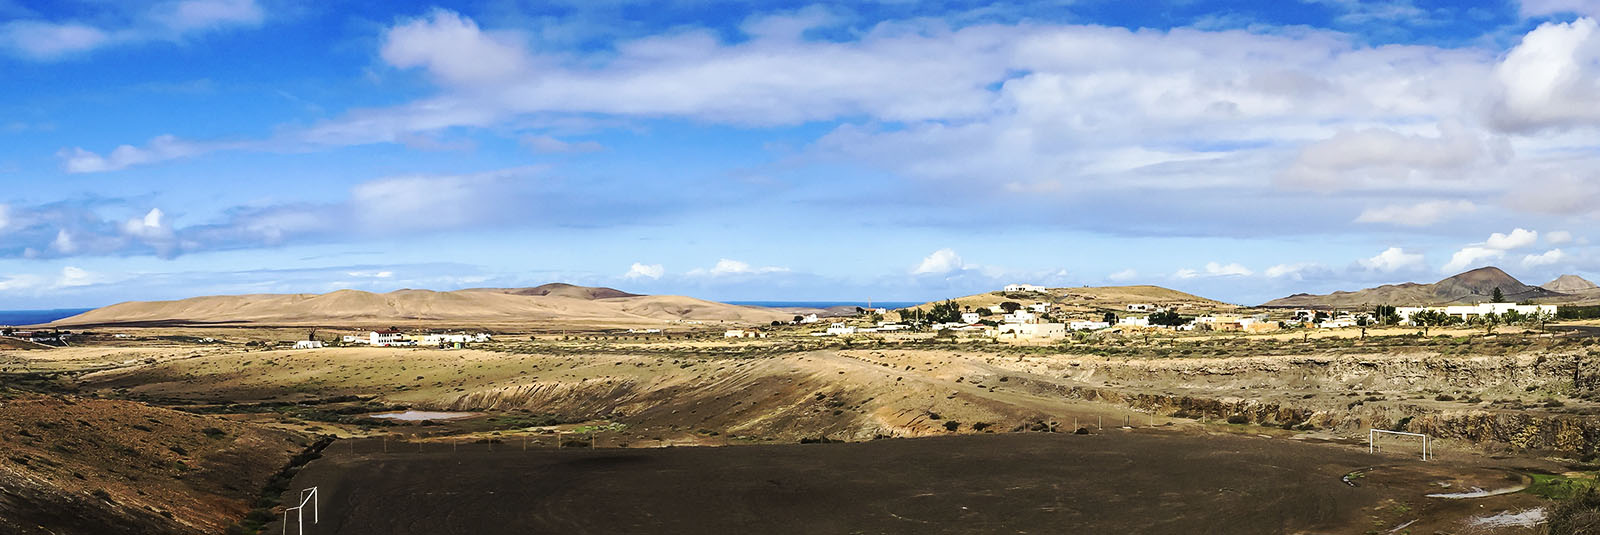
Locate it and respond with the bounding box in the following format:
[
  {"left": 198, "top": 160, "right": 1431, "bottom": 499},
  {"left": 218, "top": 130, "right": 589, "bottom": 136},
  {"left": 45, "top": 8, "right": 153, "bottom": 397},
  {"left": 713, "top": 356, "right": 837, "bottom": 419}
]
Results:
[
  {"left": 1354, "top": 200, "right": 1477, "bottom": 226},
  {"left": 56, "top": 266, "right": 99, "bottom": 288},
  {"left": 1280, "top": 126, "right": 1504, "bottom": 191},
  {"left": 345, "top": 270, "right": 395, "bottom": 279},
  {"left": 1491, "top": 18, "right": 1600, "bottom": 132},
  {"left": 623, "top": 262, "right": 664, "bottom": 280},
  {"left": 58, "top": 135, "right": 207, "bottom": 173},
  {"left": 0, "top": 21, "right": 109, "bottom": 60},
  {"left": 522, "top": 135, "right": 603, "bottom": 154},
  {"left": 0, "top": 0, "right": 264, "bottom": 61},
  {"left": 0, "top": 204, "right": 9, "bottom": 233},
  {"left": 912, "top": 248, "right": 964, "bottom": 275},
  {"left": 1359, "top": 247, "right": 1425, "bottom": 272},
  {"left": 51, "top": 229, "right": 76, "bottom": 254},
  {"left": 1175, "top": 262, "right": 1253, "bottom": 279},
  {"left": 690, "top": 259, "right": 789, "bottom": 277},
  {"left": 381, "top": 9, "right": 533, "bottom": 87},
  {"left": 1265, "top": 262, "right": 1320, "bottom": 279},
  {"left": 1522, "top": 0, "right": 1600, "bottom": 19},
  {"left": 1107, "top": 268, "right": 1138, "bottom": 282},
  {"left": 1485, "top": 228, "right": 1538, "bottom": 250},
  {"left": 1442, "top": 246, "right": 1505, "bottom": 273},
  {"left": 1547, "top": 230, "right": 1573, "bottom": 244},
  {"left": 1523, "top": 248, "right": 1566, "bottom": 267}
]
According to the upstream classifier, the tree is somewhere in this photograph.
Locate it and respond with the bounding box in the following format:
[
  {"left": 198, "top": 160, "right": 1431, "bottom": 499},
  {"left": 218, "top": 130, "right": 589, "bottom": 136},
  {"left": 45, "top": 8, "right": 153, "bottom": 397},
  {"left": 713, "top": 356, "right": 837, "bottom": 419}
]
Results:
[
  {"left": 793, "top": 315, "right": 804, "bottom": 323},
  {"left": 1411, "top": 309, "right": 1459, "bottom": 336},
  {"left": 1374, "top": 305, "right": 1401, "bottom": 326},
  {"left": 1148, "top": 310, "right": 1186, "bottom": 327},
  {"left": 976, "top": 308, "right": 991, "bottom": 317},
  {"left": 929, "top": 300, "right": 963, "bottom": 324},
  {"left": 854, "top": 306, "right": 866, "bottom": 316},
  {"left": 1102, "top": 312, "right": 1117, "bottom": 324},
  {"left": 1492, "top": 286, "right": 1505, "bottom": 303},
  {"left": 999, "top": 301, "right": 1023, "bottom": 313}
]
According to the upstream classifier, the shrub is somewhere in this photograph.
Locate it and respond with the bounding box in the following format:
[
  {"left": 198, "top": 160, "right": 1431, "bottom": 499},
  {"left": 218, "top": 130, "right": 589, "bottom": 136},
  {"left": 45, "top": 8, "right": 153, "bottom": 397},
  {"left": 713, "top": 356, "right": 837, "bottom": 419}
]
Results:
[
  {"left": 1435, "top": 394, "right": 1455, "bottom": 401},
  {"left": 1226, "top": 415, "right": 1248, "bottom": 424},
  {"left": 943, "top": 421, "right": 961, "bottom": 431}
]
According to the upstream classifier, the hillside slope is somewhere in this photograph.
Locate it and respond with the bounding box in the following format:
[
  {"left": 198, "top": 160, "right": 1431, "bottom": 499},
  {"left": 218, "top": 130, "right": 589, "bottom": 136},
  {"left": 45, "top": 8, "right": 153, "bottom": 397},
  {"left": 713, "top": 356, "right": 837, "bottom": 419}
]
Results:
[
  {"left": 1264, "top": 267, "right": 1567, "bottom": 307},
  {"left": 51, "top": 285, "right": 788, "bottom": 327},
  {"left": 915, "top": 285, "right": 1233, "bottom": 315}
]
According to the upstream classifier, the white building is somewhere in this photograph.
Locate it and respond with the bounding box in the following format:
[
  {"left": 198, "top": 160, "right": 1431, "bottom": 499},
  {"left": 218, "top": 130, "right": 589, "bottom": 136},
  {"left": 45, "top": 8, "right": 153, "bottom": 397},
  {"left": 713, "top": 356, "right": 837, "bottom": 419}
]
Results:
[
  {"left": 961, "top": 312, "right": 982, "bottom": 324},
  {"left": 798, "top": 314, "right": 821, "bottom": 324},
  {"left": 825, "top": 323, "right": 858, "bottom": 336},
  {"left": 1397, "top": 303, "right": 1557, "bottom": 324},
  {"left": 1118, "top": 316, "right": 1150, "bottom": 327},
  {"left": 293, "top": 340, "right": 324, "bottom": 349},
  {"left": 724, "top": 329, "right": 764, "bottom": 338},
  {"left": 992, "top": 322, "right": 1067, "bottom": 339},
  {"left": 370, "top": 329, "right": 414, "bottom": 347},
  {"left": 341, "top": 335, "right": 362, "bottom": 344},
  {"left": 423, "top": 333, "right": 492, "bottom": 345},
  {"left": 1003, "top": 311, "right": 1037, "bottom": 324},
  {"left": 1004, "top": 283, "right": 1046, "bottom": 293},
  {"left": 1028, "top": 302, "right": 1051, "bottom": 313},
  {"left": 1069, "top": 320, "right": 1110, "bottom": 331},
  {"left": 1127, "top": 303, "right": 1154, "bottom": 312}
]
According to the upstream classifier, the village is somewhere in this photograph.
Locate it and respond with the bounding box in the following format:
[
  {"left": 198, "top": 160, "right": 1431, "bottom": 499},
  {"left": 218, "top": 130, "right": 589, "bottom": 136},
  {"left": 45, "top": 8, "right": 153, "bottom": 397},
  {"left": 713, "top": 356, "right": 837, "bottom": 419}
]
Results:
[{"left": 753, "top": 283, "right": 1565, "bottom": 342}]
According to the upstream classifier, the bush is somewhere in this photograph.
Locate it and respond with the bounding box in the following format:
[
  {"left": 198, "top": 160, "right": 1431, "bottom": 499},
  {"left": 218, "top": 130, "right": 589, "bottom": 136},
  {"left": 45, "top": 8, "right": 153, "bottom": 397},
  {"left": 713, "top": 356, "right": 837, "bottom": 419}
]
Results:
[
  {"left": 1434, "top": 394, "right": 1455, "bottom": 401},
  {"left": 943, "top": 421, "right": 961, "bottom": 432},
  {"left": 1547, "top": 488, "right": 1600, "bottom": 535},
  {"left": 1226, "top": 415, "right": 1248, "bottom": 424}
]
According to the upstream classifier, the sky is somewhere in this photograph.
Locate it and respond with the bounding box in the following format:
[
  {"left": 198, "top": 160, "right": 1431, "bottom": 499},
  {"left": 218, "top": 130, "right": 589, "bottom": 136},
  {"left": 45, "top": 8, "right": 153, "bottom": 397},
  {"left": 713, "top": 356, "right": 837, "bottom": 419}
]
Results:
[{"left": 3, "top": 0, "right": 1600, "bottom": 308}]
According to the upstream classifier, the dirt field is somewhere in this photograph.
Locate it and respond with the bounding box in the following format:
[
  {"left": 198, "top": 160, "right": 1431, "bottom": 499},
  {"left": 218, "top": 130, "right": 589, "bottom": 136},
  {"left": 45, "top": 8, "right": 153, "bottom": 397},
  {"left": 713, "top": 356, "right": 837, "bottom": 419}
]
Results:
[{"left": 274, "top": 430, "right": 1547, "bottom": 535}]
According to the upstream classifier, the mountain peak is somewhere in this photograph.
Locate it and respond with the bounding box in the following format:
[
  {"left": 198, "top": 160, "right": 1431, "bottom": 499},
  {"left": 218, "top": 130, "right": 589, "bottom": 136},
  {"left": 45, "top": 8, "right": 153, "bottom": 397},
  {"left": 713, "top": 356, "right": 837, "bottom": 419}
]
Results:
[{"left": 1543, "top": 274, "right": 1599, "bottom": 293}]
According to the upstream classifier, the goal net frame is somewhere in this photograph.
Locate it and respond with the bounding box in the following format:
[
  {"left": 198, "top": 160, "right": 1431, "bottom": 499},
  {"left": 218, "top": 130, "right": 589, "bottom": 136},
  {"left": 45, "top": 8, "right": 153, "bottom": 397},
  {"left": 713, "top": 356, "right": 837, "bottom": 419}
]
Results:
[
  {"left": 1368, "top": 429, "right": 1430, "bottom": 461},
  {"left": 282, "top": 486, "right": 319, "bottom": 535}
]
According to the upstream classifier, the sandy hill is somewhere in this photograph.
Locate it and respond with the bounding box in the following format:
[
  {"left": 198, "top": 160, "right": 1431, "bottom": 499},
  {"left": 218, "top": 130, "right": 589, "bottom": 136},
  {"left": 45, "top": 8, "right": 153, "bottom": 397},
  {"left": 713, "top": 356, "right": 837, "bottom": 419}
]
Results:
[
  {"left": 50, "top": 285, "right": 789, "bottom": 327},
  {"left": 1543, "top": 275, "right": 1598, "bottom": 293},
  {"left": 1263, "top": 267, "right": 1567, "bottom": 308},
  {"left": 914, "top": 285, "right": 1234, "bottom": 316}
]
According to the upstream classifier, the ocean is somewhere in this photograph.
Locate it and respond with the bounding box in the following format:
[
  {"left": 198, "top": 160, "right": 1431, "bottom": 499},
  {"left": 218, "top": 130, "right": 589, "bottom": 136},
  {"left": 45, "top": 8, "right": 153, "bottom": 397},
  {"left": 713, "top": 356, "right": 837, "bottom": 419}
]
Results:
[
  {"left": 0, "top": 309, "right": 94, "bottom": 326},
  {"left": 727, "top": 301, "right": 922, "bottom": 310}
]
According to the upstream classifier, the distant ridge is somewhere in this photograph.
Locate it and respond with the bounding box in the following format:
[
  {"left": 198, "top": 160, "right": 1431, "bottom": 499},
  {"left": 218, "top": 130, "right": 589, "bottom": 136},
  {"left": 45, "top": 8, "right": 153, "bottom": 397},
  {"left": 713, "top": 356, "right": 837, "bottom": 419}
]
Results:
[
  {"left": 50, "top": 284, "right": 784, "bottom": 327},
  {"left": 1263, "top": 267, "right": 1568, "bottom": 307}
]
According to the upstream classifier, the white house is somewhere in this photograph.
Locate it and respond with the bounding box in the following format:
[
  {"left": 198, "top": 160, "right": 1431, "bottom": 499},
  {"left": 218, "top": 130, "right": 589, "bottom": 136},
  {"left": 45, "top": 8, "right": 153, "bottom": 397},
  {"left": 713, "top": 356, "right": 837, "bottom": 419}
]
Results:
[
  {"left": 1397, "top": 304, "right": 1557, "bottom": 324},
  {"left": 724, "top": 329, "right": 763, "bottom": 338},
  {"left": 1118, "top": 316, "right": 1150, "bottom": 327},
  {"left": 798, "top": 314, "right": 821, "bottom": 324},
  {"left": 341, "top": 335, "right": 362, "bottom": 344},
  {"left": 370, "top": 329, "right": 414, "bottom": 347},
  {"left": 1028, "top": 302, "right": 1051, "bottom": 313},
  {"left": 825, "top": 323, "right": 858, "bottom": 336},
  {"left": 961, "top": 312, "right": 982, "bottom": 324},
  {"left": 1127, "top": 303, "right": 1154, "bottom": 312},
  {"left": 1069, "top": 320, "right": 1110, "bottom": 331},
  {"left": 1003, "top": 311, "right": 1037, "bottom": 324},
  {"left": 992, "top": 322, "right": 1067, "bottom": 339},
  {"left": 423, "top": 333, "right": 492, "bottom": 345},
  {"left": 1004, "top": 284, "right": 1046, "bottom": 293},
  {"left": 293, "top": 340, "right": 324, "bottom": 349}
]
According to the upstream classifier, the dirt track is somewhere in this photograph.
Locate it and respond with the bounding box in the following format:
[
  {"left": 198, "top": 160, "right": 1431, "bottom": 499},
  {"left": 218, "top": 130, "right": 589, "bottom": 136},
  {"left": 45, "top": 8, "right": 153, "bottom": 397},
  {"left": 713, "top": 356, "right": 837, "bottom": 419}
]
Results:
[{"left": 275, "top": 431, "right": 1447, "bottom": 535}]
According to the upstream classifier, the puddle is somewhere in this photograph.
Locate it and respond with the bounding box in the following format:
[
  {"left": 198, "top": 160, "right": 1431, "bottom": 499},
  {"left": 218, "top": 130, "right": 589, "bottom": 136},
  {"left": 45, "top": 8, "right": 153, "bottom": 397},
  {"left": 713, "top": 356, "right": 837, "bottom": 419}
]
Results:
[
  {"left": 368, "top": 411, "right": 480, "bottom": 421},
  {"left": 1468, "top": 508, "right": 1545, "bottom": 529}
]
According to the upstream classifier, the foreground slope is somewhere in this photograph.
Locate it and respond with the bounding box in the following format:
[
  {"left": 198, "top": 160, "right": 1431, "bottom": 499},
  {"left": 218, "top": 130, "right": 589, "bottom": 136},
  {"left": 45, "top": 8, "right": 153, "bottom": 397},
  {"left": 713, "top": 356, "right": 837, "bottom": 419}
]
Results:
[
  {"left": 1265, "top": 266, "right": 1567, "bottom": 307},
  {"left": 51, "top": 285, "right": 789, "bottom": 326},
  {"left": 0, "top": 395, "right": 309, "bottom": 535}
]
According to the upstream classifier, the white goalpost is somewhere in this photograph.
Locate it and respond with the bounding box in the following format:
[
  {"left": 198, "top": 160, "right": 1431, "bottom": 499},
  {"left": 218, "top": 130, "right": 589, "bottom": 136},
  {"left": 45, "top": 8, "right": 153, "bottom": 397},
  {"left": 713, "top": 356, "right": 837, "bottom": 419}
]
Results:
[
  {"left": 1368, "top": 429, "right": 1431, "bottom": 461},
  {"left": 282, "top": 487, "right": 319, "bottom": 535}
]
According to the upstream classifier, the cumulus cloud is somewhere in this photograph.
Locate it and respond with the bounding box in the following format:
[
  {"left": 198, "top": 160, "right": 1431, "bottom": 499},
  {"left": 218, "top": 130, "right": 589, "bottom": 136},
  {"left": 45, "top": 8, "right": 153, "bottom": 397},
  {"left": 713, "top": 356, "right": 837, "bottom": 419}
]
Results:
[
  {"left": 380, "top": 9, "right": 533, "bottom": 87},
  {"left": 912, "top": 248, "right": 964, "bottom": 275},
  {"left": 1491, "top": 18, "right": 1600, "bottom": 132},
  {"left": 623, "top": 262, "right": 664, "bottom": 280},
  {"left": 690, "top": 259, "right": 789, "bottom": 277},
  {"left": 1441, "top": 228, "right": 1540, "bottom": 273},
  {"left": 1359, "top": 247, "right": 1425, "bottom": 272},
  {"left": 1523, "top": 248, "right": 1566, "bottom": 267},
  {"left": 1485, "top": 228, "right": 1538, "bottom": 250},
  {"left": 1265, "top": 262, "right": 1321, "bottom": 279},
  {"left": 1547, "top": 230, "right": 1574, "bottom": 244},
  {"left": 1354, "top": 200, "right": 1477, "bottom": 226}
]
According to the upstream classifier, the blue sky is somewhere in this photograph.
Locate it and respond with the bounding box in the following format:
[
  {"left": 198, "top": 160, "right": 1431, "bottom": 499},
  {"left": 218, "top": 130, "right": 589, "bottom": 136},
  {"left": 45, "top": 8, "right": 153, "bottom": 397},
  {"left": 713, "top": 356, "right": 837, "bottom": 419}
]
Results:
[{"left": 4, "top": 0, "right": 1600, "bottom": 308}]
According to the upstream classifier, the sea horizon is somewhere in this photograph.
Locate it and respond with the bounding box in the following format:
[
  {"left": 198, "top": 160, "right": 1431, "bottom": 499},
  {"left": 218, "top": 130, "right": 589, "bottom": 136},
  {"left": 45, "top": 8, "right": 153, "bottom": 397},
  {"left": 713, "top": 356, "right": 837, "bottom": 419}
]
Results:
[{"left": 0, "top": 308, "right": 95, "bottom": 326}]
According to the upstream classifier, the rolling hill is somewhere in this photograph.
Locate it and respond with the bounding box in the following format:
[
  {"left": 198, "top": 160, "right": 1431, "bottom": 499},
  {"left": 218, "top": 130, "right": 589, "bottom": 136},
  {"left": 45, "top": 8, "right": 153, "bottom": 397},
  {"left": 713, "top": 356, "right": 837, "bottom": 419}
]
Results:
[
  {"left": 49, "top": 285, "right": 790, "bottom": 327},
  {"left": 1263, "top": 267, "right": 1569, "bottom": 308}
]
